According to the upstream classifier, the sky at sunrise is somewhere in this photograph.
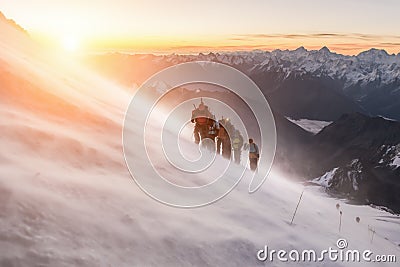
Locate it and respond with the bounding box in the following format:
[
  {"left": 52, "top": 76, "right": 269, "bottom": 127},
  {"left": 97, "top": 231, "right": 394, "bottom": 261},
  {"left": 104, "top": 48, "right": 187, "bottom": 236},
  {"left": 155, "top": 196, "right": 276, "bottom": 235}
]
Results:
[{"left": 1, "top": 0, "right": 400, "bottom": 55}]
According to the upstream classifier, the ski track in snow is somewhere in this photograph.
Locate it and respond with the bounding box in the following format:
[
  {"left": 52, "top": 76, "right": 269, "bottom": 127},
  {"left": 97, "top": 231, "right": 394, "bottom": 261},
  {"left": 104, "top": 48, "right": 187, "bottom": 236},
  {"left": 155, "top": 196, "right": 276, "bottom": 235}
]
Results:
[{"left": 0, "top": 19, "right": 399, "bottom": 267}]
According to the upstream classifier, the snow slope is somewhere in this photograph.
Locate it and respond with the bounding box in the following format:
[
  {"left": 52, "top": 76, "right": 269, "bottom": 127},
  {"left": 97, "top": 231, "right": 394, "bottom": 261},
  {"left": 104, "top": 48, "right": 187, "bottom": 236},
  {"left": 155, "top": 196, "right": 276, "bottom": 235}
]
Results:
[
  {"left": 0, "top": 20, "right": 399, "bottom": 266},
  {"left": 286, "top": 117, "right": 332, "bottom": 134}
]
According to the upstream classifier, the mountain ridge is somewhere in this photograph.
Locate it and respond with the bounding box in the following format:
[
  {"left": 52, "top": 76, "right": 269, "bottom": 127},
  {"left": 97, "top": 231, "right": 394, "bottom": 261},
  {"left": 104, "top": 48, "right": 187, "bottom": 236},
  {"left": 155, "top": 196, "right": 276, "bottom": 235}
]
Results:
[
  {"left": 307, "top": 113, "right": 400, "bottom": 213},
  {"left": 0, "top": 11, "right": 28, "bottom": 35}
]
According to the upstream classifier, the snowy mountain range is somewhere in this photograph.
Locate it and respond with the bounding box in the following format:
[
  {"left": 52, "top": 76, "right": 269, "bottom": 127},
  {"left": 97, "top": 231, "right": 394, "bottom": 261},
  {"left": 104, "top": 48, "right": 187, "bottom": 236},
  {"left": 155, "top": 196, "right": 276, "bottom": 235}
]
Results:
[
  {"left": 91, "top": 46, "right": 400, "bottom": 87},
  {"left": 160, "top": 46, "right": 400, "bottom": 87},
  {"left": 87, "top": 47, "right": 400, "bottom": 121}
]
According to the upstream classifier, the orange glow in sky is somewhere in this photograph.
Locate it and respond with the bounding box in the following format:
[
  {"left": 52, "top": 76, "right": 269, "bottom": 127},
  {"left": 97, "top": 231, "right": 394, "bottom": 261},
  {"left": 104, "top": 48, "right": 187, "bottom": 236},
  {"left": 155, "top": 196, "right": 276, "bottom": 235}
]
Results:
[{"left": 1, "top": 0, "right": 399, "bottom": 55}]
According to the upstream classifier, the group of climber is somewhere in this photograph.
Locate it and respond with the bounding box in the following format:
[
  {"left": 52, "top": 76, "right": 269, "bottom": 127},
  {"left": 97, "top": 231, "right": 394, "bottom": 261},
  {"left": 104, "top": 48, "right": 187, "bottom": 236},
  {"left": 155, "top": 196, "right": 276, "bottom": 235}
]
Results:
[{"left": 191, "top": 99, "right": 259, "bottom": 171}]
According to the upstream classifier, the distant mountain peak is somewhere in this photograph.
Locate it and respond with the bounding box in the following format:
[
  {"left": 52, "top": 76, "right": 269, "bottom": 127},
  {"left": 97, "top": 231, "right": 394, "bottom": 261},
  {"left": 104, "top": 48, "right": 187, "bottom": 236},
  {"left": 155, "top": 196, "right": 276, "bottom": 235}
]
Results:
[
  {"left": 319, "top": 46, "right": 331, "bottom": 53},
  {"left": 295, "top": 46, "right": 307, "bottom": 52},
  {"left": 357, "top": 48, "right": 389, "bottom": 58}
]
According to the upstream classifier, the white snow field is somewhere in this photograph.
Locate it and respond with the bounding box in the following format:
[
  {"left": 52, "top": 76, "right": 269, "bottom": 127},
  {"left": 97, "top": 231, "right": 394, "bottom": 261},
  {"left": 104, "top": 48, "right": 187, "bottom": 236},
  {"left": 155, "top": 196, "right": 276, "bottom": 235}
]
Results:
[
  {"left": 286, "top": 117, "right": 332, "bottom": 134},
  {"left": 1, "top": 20, "right": 399, "bottom": 266}
]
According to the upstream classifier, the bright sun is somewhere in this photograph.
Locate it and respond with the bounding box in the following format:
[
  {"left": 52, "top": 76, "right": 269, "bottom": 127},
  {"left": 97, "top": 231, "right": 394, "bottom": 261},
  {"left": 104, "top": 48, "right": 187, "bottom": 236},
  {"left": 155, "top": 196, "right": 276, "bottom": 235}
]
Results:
[{"left": 61, "top": 35, "right": 79, "bottom": 52}]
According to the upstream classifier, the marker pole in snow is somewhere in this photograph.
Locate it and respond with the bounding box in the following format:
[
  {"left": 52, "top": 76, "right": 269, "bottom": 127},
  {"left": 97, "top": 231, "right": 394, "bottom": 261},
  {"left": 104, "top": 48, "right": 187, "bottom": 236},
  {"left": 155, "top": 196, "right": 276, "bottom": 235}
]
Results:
[
  {"left": 339, "top": 210, "right": 343, "bottom": 232},
  {"left": 368, "top": 225, "right": 376, "bottom": 243},
  {"left": 290, "top": 189, "right": 304, "bottom": 225}
]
